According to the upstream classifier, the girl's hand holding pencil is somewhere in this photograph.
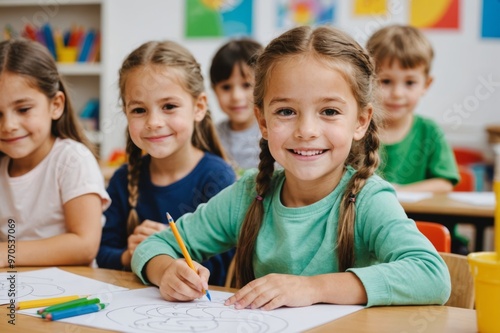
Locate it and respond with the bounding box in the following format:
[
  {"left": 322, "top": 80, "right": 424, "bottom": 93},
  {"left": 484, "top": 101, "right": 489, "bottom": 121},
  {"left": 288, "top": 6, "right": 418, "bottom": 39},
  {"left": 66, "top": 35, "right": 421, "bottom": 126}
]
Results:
[{"left": 146, "top": 213, "right": 211, "bottom": 303}]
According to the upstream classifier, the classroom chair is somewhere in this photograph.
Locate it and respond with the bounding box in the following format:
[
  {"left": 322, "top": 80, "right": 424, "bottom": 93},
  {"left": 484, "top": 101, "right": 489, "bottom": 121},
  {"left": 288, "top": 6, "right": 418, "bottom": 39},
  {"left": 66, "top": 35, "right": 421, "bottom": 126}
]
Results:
[
  {"left": 415, "top": 221, "right": 452, "bottom": 253},
  {"left": 453, "top": 165, "right": 476, "bottom": 192},
  {"left": 453, "top": 147, "right": 484, "bottom": 165},
  {"left": 439, "top": 252, "right": 475, "bottom": 309},
  {"left": 225, "top": 257, "right": 236, "bottom": 289}
]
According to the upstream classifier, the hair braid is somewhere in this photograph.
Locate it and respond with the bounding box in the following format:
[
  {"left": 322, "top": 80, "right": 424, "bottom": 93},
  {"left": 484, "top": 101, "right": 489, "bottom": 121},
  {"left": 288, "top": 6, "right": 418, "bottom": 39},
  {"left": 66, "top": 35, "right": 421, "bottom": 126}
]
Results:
[
  {"left": 235, "top": 139, "right": 275, "bottom": 287},
  {"left": 337, "top": 121, "right": 380, "bottom": 271},
  {"left": 126, "top": 133, "right": 142, "bottom": 235}
]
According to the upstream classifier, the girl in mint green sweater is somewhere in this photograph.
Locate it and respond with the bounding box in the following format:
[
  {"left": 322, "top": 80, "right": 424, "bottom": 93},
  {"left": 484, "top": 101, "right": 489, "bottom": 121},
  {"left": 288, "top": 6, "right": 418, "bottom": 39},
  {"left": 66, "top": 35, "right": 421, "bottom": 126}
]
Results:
[{"left": 132, "top": 26, "right": 451, "bottom": 310}]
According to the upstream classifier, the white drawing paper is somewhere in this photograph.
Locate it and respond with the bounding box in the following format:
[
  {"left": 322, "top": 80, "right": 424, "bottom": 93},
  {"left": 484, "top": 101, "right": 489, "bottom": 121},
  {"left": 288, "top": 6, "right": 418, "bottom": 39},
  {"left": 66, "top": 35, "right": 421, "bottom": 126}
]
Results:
[
  {"left": 33, "top": 287, "right": 364, "bottom": 333},
  {"left": 0, "top": 267, "right": 127, "bottom": 304}
]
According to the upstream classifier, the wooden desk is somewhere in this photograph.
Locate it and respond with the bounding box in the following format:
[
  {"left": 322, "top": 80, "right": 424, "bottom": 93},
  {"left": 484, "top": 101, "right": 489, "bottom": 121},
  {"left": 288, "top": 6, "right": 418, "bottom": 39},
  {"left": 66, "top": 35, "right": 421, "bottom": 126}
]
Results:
[
  {"left": 401, "top": 193, "right": 494, "bottom": 251},
  {"left": 0, "top": 267, "right": 478, "bottom": 333}
]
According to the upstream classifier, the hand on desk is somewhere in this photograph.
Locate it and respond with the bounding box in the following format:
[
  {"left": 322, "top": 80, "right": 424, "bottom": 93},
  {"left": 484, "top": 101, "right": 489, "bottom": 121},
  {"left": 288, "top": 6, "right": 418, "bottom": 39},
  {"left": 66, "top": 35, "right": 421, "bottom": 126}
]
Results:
[
  {"left": 121, "top": 220, "right": 167, "bottom": 268},
  {"left": 225, "top": 274, "right": 313, "bottom": 310}
]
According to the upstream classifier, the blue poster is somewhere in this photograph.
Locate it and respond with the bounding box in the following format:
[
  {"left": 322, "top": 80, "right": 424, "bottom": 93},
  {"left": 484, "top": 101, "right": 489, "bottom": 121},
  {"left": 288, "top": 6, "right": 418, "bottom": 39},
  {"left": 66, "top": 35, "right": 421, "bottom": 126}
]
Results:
[{"left": 482, "top": 0, "right": 500, "bottom": 38}]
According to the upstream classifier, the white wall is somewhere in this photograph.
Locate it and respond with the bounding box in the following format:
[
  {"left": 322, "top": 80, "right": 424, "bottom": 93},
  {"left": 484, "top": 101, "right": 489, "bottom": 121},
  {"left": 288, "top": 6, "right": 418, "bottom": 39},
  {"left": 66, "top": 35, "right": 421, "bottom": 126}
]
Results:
[{"left": 100, "top": 0, "right": 500, "bottom": 160}]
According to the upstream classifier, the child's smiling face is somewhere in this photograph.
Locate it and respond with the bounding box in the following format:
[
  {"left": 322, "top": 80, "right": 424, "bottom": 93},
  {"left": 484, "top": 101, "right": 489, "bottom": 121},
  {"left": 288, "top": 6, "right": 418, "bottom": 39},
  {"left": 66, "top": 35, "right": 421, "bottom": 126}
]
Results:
[
  {"left": 213, "top": 62, "right": 256, "bottom": 131},
  {"left": 256, "top": 55, "right": 371, "bottom": 188},
  {"left": 0, "top": 71, "right": 63, "bottom": 173},
  {"left": 123, "top": 65, "right": 207, "bottom": 160},
  {"left": 377, "top": 60, "right": 432, "bottom": 124}
]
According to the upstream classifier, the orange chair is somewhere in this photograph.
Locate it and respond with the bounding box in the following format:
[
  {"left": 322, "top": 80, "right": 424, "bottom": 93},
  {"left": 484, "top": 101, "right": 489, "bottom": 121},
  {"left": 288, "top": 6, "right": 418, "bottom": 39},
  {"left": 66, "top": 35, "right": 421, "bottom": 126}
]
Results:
[
  {"left": 453, "top": 147, "right": 484, "bottom": 165},
  {"left": 453, "top": 165, "right": 475, "bottom": 192},
  {"left": 415, "top": 221, "right": 451, "bottom": 253}
]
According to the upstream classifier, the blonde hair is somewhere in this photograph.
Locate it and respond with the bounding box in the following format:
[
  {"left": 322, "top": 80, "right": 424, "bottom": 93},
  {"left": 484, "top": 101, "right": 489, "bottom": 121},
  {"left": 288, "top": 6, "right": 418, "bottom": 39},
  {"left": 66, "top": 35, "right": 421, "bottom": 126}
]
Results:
[
  {"left": 118, "top": 41, "right": 228, "bottom": 235},
  {"left": 234, "top": 26, "right": 381, "bottom": 287},
  {"left": 366, "top": 24, "right": 434, "bottom": 75},
  {"left": 0, "top": 39, "right": 95, "bottom": 158}
]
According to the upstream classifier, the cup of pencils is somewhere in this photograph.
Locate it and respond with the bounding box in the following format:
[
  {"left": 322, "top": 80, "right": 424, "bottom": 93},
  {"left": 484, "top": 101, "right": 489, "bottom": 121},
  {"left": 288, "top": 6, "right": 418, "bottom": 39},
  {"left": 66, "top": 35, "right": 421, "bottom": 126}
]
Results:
[{"left": 57, "top": 46, "right": 78, "bottom": 63}]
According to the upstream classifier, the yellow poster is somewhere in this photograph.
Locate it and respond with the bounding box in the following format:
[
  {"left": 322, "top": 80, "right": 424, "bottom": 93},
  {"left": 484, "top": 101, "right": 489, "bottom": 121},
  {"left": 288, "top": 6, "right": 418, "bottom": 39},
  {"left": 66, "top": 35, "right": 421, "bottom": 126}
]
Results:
[
  {"left": 353, "top": 0, "right": 387, "bottom": 15},
  {"left": 410, "top": 0, "right": 459, "bottom": 29}
]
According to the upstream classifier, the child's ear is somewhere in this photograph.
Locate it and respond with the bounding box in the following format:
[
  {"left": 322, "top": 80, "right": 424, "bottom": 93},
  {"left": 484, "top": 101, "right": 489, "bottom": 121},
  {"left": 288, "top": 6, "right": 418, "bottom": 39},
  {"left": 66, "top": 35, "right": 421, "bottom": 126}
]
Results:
[
  {"left": 193, "top": 92, "right": 208, "bottom": 122},
  {"left": 424, "top": 75, "right": 434, "bottom": 92},
  {"left": 50, "top": 91, "right": 65, "bottom": 120},
  {"left": 254, "top": 106, "right": 268, "bottom": 139},
  {"left": 353, "top": 104, "right": 373, "bottom": 141}
]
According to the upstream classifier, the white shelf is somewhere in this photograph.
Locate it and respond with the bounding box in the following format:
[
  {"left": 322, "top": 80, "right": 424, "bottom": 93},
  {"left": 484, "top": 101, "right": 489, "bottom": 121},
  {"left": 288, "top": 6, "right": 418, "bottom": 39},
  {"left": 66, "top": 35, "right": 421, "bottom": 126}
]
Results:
[
  {"left": 0, "top": 0, "right": 101, "bottom": 6},
  {"left": 57, "top": 63, "right": 101, "bottom": 76}
]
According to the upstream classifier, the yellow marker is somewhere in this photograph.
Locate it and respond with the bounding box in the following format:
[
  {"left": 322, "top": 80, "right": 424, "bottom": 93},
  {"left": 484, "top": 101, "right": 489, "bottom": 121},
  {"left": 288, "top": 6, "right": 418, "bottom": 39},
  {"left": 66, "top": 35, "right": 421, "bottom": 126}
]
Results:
[
  {"left": 16, "top": 295, "right": 81, "bottom": 310},
  {"left": 167, "top": 212, "right": 211, "bottom": 301}
]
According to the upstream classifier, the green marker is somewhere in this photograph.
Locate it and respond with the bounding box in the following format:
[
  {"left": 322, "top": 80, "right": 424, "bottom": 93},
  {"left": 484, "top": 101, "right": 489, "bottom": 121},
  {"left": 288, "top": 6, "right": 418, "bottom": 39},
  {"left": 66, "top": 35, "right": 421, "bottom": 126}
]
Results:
[{"left": 38, "top": 297, "right": 100, "bottom": 317}]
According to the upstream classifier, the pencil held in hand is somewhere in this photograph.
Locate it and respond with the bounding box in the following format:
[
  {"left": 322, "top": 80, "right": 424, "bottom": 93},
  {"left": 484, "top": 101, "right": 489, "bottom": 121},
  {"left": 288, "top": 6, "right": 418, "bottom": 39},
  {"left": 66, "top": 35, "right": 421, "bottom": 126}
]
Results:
[{"left": 166, "top": 212, "right": 211, "bottom": 301}]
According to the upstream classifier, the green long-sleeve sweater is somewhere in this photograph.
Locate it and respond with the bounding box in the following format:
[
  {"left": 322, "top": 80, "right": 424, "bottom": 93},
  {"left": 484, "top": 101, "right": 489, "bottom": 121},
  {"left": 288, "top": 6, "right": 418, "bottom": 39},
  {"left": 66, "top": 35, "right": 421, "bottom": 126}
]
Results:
[{"left": 132, "top": 167, "right": 451, "bottom": 307}]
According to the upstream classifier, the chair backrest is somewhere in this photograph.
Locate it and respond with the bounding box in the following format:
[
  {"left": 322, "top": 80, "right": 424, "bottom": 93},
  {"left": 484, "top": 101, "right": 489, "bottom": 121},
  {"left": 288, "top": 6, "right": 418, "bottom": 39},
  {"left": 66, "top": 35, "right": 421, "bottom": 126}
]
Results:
[
  {"left": 453, "top": 165, "right": 475, "bottom": 192},
  {"left": 416, "top": 221, "right": 451, "bottom": 253},
  {"left": 453, "top": 147, "right": 484, "bottom": 165},
  {"left": 225, "top": 257, "right": 236, "bottom": 289},
  {"left": 439, "top": 252, "right": 475, "bottom": 309}
]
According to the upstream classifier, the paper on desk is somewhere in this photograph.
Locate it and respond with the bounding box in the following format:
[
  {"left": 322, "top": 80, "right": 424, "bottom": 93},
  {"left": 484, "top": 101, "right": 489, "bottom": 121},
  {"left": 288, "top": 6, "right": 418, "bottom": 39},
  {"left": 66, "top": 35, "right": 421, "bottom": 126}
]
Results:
[
  {"left": 396, "top": 192, "right": 433, "bottom": 203},
  {"left": 35, "top": 287, "right": 364, "bottom": 333},
  {"left": 448, "top": 191, "right": 495, "bottom": 207},
  {"left": 0, "top": 267, "right": 128, "bottom": 305}
]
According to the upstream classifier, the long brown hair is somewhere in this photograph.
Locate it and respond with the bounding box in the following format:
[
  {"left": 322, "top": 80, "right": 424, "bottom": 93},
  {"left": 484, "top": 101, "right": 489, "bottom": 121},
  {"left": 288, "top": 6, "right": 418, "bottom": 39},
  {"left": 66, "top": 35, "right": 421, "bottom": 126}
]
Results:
[
  {"left": 118, "top": 41, "right": 228, "bottom": 235},
  {"left": 0, "top": 39, "right": 95, "bottom": 158},
  {"left": 235, "top": 26, "right": 381, "bottom": 287}
]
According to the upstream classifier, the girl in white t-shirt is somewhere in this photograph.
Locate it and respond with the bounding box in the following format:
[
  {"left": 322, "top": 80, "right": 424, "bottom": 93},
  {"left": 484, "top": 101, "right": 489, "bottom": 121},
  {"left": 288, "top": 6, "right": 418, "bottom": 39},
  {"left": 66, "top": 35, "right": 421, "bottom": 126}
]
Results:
[{"left": 0, "top": 39, "right": 110, "bottom": 267}]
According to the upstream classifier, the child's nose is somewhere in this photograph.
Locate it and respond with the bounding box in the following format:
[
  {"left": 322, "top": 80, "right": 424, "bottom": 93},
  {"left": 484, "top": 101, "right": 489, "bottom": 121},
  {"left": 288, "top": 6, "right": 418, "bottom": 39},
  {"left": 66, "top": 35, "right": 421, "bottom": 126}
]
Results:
[
  {"left": 145, "top": 111, "right": 163, "bottom": 128},
  {"left": 391, "top": 83, "right": 405, "bottom": 97},
  {"left": 295, "top": 114, "right": 320, "bottom": 139},
  {"left": 231, "top": 86, "right": 246, "bottom": 101},
  {"left": 0, "top": 113, "right": 19, "bottom": 132}
]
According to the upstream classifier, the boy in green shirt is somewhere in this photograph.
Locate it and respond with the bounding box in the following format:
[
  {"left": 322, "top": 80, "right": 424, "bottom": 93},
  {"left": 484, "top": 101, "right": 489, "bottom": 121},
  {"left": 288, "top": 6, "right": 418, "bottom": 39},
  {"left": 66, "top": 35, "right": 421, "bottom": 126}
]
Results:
[{"left": 366, "top": 25, "right": 459, "bottom": 191}]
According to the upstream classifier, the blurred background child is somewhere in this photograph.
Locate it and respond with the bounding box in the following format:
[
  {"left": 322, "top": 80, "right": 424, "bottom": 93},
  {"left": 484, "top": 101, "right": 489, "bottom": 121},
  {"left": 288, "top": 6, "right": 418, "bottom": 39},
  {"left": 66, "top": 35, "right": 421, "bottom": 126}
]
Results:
[
  {"left": 210, "top": 39, "right": 263, "bottom": 173},
  {"left": 366, "top": 24, "right": 459, "bottom": 192}
]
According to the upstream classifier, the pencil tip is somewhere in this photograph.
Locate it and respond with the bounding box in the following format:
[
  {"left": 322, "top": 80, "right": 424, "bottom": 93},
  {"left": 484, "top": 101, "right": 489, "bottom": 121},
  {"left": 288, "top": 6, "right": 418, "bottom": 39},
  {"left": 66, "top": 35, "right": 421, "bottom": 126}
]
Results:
[
  {"left": 206, "top": 290, "right": 212, "bottom": 301},
  {"left": 166, "top": 212, "right": 173, "bottom": 222}
]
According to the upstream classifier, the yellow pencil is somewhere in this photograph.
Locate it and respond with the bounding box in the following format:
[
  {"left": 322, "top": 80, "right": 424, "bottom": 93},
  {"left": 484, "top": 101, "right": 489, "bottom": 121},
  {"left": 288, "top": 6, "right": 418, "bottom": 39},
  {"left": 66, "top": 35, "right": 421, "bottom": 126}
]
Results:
[
  {"left": 16, "top": 295, "right": 81, "bottom": 310},
  {"left": 166, "top": 212, "right": 211, "bottom": 301}
]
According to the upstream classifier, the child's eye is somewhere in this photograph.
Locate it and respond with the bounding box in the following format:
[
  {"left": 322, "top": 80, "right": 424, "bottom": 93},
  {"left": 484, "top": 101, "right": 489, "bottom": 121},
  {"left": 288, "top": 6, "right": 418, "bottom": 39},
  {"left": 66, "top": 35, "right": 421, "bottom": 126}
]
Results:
[
  {"left": 406, "top": 80, "right": 417, "bottom": 86},
  {"left": 321, "top": 108, "right": 339, "bottom": 116},
  {"left": 243, "top": 82, "right": 252, "bottom": 89},
  {"left": 18, "top": 107, "right": 31, "bottom": 113},
  {"left": 130, "top": 107, "right": 146, "bottom": 114},
  {"left": 162, "top": 103, "right": 177, "bottom": 110},
  {"left": 380, "top": 79, "right": 391, "bottom": 85},
  {"left": 220, "top": 84, "right": 231, "bottom": 91},
  {"left": 276, "top": 108, "right": 295, "bottom": 116}
]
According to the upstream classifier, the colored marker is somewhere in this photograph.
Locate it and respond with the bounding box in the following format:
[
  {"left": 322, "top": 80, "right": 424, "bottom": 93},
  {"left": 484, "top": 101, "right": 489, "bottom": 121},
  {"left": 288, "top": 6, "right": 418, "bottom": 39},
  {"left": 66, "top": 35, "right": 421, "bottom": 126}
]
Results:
[
  {"left": 45, "top": 303, "right": 107, "bottom": 321},
  {"left": 167, "top": 212, "right": 212, "bottom": 301},
  {"left": 16, "top": 295, "right": 81, "bottom": 310},
  {"left": 38, "top": 297, "right": 100, "bottom": 317}
]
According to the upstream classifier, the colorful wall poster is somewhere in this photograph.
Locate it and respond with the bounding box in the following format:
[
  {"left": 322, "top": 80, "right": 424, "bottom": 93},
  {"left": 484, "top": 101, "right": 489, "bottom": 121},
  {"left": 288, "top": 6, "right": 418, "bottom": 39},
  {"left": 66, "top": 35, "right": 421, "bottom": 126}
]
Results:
[
  {"left": 185, "top": 0, "right": 253, "bottom": 38},
  {"left": 277, "top": 0, "right": 337, "bottom": 30},
  {"left": 481, "top": 0, "right": 500, "bottom": 39},
  {"left": 353, "top": 0, "right": 387, "bottom": 16},
  {"left": 409, "top": 0, "right": 459, "bottom": 30}
]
